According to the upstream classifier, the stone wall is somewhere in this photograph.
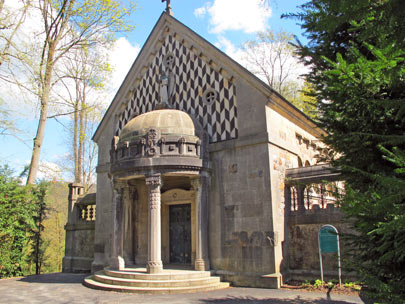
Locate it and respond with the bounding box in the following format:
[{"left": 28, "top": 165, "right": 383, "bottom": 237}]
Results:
[
  {"left": 63, "top": 187, "right": 95, "bottom": 273},
  {"left": 285, "top": 206, "right": 355, "bottom": 282}
]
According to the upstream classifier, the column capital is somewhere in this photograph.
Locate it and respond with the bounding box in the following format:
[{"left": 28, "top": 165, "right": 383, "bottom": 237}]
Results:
[
  {"left": 145, "top": 173, "right": 162, "bottom": 187},
  {"left": 190, "top": 177, "right": 200, "bottom": 191}
]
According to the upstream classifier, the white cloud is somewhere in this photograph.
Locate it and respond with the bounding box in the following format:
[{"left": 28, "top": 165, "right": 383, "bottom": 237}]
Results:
[
  {"left": 215, "top": 36, "right": 246, "bottom": 63},
  {"left": 108, "top": 37, "right": 141, "bottom": 93},
  {"left": 196, "top": 0, "right": 272, "bottom": 34},
  {"left": 194, "top": 5, "right": 208, "bottom": 18},
  {"left": 37, "top": 161, "right": 63, "bottom": 182}
]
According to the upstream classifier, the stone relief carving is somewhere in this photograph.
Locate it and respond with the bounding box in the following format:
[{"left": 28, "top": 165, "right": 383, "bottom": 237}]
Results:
[{"left": 146, "top": 128, "right": 160, "bottom": 156}]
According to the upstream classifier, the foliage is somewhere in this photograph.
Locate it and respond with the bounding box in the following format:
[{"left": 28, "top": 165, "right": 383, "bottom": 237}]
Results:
[
  {"left": 285, "top": 0, "right": 405, "bottom": 302},
  {"left": 0, "top": 165, "right": 67, "bottom": 277},
  {"left": 54, "top": 45, "right": 108, "bottom": 187},
  {"left": 40, "top": 182, "right": 68, "bottom": 273},
  {"left": 0, "top": 99, "right": 20, "bottom": 137},
  {"left": 29, "top": 181, "right": 49, "bottom": 275},
  {"left": 242, "top": 29, "right": 296, "bottom": 96},
  {"left": 0, "top": 0, "right": 136, "bottom": 184},
  {"left": 313, "top": 279, "right": 323, "bottom": 289},
  {"left": 0, "top": 165, "right": 36, "bottom": 277},
  {"left": 242, "top": 29, "right": 316, "bottom": 118},
  {"left": 289, "top": 81, "right": 318, "bottom": 120}
]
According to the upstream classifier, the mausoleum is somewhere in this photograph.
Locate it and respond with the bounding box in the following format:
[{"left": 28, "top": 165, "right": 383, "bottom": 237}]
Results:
[{"left": 63, "top": 9, "right": 347, "bottom": 293}]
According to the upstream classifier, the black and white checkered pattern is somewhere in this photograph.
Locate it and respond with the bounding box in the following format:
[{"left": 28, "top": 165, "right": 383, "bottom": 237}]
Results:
[{"left": 116, "top": 35, "right": 238, "bottom": 143}]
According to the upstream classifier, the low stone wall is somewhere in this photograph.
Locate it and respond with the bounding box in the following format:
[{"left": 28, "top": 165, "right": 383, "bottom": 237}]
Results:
[
  {"left": 63, "top": 222, "right": 95, "bottom": 273},
  {"left": 284, "top": 206, "right": 356, "bottom": 282},
  {"left": 62, "top": 185, "right": 96, "bottom": 273}
]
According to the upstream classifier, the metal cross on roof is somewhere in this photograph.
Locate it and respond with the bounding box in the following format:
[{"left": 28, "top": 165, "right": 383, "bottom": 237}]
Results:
[{"left": 162, "top": 0, "right": 172, "bottom": 15}]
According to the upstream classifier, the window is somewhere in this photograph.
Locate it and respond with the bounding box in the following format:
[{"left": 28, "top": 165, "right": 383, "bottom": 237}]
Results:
[{"left": 203, "top": 89, "right": 217, "bottom": 105}]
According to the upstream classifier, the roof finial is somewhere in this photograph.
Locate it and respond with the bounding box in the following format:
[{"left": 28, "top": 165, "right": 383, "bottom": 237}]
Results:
[{"left": 162, "top": 0, "right": 172, "bottom": 16}]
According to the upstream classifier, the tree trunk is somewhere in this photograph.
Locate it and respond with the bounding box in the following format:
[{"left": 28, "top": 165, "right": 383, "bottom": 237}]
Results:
[
  {"left": 26, "top": 44, "right": 55, "bottom": 184},
  {"left": 26, "top": 0, "right": 74, "bottom": 184},
  {"left": 26, "top": 77, "right": 52, "bottom": 184},
  {"left": 78, "top": 99, "right": 84, "bottom": 184},
  {"left": 73, "top": 97, "right": 79, "bottom": 182}
]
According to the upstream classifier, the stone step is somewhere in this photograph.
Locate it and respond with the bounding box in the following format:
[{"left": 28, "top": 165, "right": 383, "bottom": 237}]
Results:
[
  {"left": 93, "top": 272, "right": 220, "bottom": 288},
  {"left": 84, "top": 275, "right": 230, "bottom": 294},
  {"left": 104, "top": 268, "right": 212, "bottom": 280}
]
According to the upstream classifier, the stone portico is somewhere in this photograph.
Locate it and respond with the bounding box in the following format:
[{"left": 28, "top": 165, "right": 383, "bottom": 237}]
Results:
[{"left": 108, "top": 109, "right": 211, "bottom": 273}]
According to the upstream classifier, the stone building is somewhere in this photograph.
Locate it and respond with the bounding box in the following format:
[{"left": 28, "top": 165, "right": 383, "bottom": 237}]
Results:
[{"left": 63, "top": 11, "right": 347, "bottom": 293}]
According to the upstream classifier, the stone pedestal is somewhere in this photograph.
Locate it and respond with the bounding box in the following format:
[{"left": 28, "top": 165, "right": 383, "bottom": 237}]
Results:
[{"left": 146, "top": 174, "right": 163, "bottom": 273}]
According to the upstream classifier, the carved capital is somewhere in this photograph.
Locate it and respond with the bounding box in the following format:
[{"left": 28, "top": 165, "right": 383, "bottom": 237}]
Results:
[
  {"left": 145, "top": 174, "right": 162, "bottom": 187},
  {"left": 190, "top": 177, "right": 200, "bottom": 191}
]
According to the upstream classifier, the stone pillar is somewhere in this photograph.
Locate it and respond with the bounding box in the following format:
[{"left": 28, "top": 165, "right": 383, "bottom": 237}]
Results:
[
  {"left": 191, "top": 175, "right": 210, "bottom": 271},
  {"left": 145, "top": 174, "right": 163, "bottom": 273},
  {"left": 67, "top": 183, "right": 84, "bottom": 224},
  {"left": 297, "top": 185, "right": 306, "bottom": 213},
  {"left": 62, "top": 183, "right": 84, "bottom": 272},
  {"left": 110, "top": 181, "right": 125, "bottom": 270}
]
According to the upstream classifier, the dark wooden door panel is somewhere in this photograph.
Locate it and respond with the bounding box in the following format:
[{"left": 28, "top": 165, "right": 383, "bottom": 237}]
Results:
[{"left": 169, "top": 204, "right": 191, "bottom": 264}]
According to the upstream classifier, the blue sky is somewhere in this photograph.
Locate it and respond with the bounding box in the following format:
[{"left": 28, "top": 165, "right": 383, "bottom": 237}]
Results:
[{"left": 0, "top": 0, "right": 306, "bottom": 179}]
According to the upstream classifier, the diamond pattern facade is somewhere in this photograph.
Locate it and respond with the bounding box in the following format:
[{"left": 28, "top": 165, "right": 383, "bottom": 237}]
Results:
[{"left": 116, "top": 35, "right": 238, "bottom": 143}]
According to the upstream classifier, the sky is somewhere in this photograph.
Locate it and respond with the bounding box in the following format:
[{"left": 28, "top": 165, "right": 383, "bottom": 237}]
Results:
[{"left": 0, "top": 0, "right": 307, "bottom": 180}]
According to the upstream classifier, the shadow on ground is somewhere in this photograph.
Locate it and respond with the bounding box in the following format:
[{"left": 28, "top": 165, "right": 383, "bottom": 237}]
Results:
[
  {"left": 19, "top": 272, "right": 88, "bottom": 284},
  {"left": 201, "top": 296, "right": 357, "bottom": 304}
]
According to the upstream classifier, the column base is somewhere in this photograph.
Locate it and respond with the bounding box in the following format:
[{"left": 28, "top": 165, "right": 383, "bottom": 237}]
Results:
[
  {"left": 147, "top": 261, "right": 163, "bottom": 273},
  {"left": 194, "top": 259, "right": 209, "bottom": 271},
  {"left": 110, "top": 256, "right": 125, "bottom": 270}
]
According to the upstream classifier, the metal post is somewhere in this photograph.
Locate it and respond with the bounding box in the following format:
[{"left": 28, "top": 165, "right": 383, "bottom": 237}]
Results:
[
  {"left": 337, "top": 231, "right": 342, "bottom": 286},
  {"left": 318, "top": 230, "right": 324, "bottom": 282}
]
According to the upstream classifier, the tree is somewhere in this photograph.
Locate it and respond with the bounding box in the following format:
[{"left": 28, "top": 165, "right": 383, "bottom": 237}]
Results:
[
  {"left": 29, "top": 181, "right": 49, "bottom": 275},
  {"left": 0, "top": 99, "right": 19, "bottom": 137},
  {"left": 53, "top": 45, "right": 108, "bottom": 187},
  {"left": 0, "top": 165, "right": 36, "bottom": 277},
  {"left": 0, "top": 0, "right": 136, "bottom": 185},
  {"left": 0, "top": 0, "right": 32, "bottom": 66},
  {"left": 242, "top": 30, "right": 295, "bottom": 96},
  {"left": 39, "top": 181, "right": 68, "bottom": 273},
  {"left": 242, "top": 29, "right": 315, "bottom": 117},
  {"left": 285, "top": 0, "right": 405, "bottom": 302}
]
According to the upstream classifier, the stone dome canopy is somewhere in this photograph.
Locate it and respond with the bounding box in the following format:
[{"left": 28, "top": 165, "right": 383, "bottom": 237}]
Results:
[{"left": 119, "top": 109, "right": 198, "bottom": 142}]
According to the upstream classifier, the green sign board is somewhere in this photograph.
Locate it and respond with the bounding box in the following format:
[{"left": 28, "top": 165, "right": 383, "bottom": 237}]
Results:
[{"left": 319, "top": 226, "right": 338, "bottom": 253}]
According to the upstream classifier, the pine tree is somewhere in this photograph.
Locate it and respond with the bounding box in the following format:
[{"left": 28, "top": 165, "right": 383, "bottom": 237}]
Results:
[{"left": 285, "top": 0, "right": 405, "bottom": 302}]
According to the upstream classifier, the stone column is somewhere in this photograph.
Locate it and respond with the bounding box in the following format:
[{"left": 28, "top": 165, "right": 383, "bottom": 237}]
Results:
[
  {"left": 110, "top": 181, "right": 125, "bottom": 270},
  {"left": 297, "top": 185, "right": 306, "bottom": 213},
  {"left": 191, "top": 175, "right": 210, "bottom": 271},
  {"left": 145, "top": 174, "right": 163, "bottom": 273}
]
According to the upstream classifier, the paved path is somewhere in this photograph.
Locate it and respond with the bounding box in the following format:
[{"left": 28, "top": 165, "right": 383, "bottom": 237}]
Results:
[{"left": 0, "top": 273, "right": 364, "bottom": 304}]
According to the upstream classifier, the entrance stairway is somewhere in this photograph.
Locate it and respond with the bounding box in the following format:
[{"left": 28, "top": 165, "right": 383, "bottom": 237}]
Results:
[{"left": 84, "top": 266, "right": 230, "bottom": 294}]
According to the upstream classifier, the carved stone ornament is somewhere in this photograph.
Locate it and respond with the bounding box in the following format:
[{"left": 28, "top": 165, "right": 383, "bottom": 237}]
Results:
[
  {"left": 149, "top": 192, "right": 161, "bottom": 209},
  {"left": 146, "top": 128, "right": 160, "bottom": 156},
  {"left": 147, "top": 261, "right": 163, "bottom": 268},
  {"left": 145, "top": 174, "right": 161, "bottom": 186}
]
